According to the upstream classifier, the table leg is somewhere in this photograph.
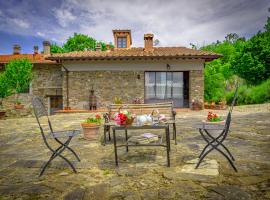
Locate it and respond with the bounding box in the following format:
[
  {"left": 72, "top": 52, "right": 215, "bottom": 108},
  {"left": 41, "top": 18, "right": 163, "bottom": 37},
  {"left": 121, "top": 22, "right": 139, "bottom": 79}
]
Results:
[
  {"left": 103, "top": 126, "right": 107, "bottom": 146},
  {"left": 113, "top": 129, "right": 118, "bottom": 167},
  {"left": 125, "top": 129, "right": 128, "bottom": 152},
  {"left": 173, "top": 123, "right": 177, "bottom": 145}
]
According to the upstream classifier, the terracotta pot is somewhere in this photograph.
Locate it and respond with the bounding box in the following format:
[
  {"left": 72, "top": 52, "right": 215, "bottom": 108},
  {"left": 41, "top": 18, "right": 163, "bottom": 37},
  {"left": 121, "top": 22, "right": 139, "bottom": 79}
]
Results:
[
  {"left": 204, "top": 102, "right": 209, "bottom": 109},
  {"left": 0, "top": 111, "right": 6, "bottom": 119},
  {"left": 14, "top": 104, "right": 24, "bottom": 109},
  {"left": 64, "top": 107, "right": 71, "bottom": 110},
  {"left": 81, "top": 123, "right": 100, "bottom": 140},
  {"left": 210, "top": 102, "right": 215, "bottom": 109}
]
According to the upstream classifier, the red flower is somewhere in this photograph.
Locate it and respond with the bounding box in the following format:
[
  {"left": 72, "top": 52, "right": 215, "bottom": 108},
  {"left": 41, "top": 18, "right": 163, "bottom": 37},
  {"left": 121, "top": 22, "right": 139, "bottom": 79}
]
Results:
[{"left": 95, "top": 114, "right": 101, "bottom": 119}]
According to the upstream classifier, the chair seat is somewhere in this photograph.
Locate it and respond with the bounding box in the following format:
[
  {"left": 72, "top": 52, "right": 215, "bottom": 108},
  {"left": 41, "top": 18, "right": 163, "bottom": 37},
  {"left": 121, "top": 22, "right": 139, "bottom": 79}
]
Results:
[
  {"left": 46, "top": 130, "right": 81, "bottom": 138},
  {"left": 193, "top": 123, "right": 226, "bottom": 130}
]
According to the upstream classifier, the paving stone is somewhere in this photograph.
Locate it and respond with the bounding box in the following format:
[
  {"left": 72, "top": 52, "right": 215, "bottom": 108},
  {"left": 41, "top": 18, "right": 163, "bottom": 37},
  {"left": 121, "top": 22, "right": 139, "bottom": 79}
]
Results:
[
  {"left": 84, "top": 183, "right": 110, "bottom": 200},
  {"left": 0, "top": 108, "right": 269, "bottom": 199},
  {"left": 64, "top": 187, "right": 85, "bottom": 200},
  {"left": 208, "top": 185, "right": 252, "bottom": 200}
]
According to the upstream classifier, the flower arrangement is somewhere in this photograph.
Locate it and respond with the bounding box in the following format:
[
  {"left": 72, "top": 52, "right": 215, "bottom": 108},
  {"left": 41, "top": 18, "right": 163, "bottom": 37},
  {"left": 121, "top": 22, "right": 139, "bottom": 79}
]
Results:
[
  {"left": 207, "top": 111, "right": 222, "bottom": 122},
  {"left": 114, "top": 110, "right": 135, "bottom": 125},
  {"left": 84, "top": 114, "right": 102, "bottom": 125}
]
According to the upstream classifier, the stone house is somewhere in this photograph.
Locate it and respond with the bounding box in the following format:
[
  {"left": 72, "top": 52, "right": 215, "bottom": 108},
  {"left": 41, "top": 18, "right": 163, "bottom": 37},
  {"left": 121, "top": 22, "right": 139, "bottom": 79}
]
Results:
[{"left": 0, "top": 30, "right": 221, "bottom": 114}]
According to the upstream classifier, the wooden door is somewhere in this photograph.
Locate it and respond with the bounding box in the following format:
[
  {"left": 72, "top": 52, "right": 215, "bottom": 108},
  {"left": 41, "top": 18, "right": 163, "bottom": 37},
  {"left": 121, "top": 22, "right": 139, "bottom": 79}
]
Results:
[{"left": 50, "top": 96, "right": 63, "bottom": 114}]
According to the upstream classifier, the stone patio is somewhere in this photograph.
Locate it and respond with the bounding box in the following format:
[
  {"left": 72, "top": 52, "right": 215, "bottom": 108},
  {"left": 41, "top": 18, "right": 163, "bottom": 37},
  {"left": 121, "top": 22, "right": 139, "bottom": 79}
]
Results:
[{"left": 0, "top": 104, "right": 270, "bottom": 199}]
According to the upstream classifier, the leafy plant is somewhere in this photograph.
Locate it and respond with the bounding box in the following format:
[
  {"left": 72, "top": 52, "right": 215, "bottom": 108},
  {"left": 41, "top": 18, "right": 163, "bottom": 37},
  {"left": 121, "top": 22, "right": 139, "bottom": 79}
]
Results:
[
  {"left": 84, "top": 114, "right": 102, "bottom": 124},
  {"left": 114, "top": 97, "right": 122, "bottom": 104},
  {"left": 0, "top": 73, "right": 12, "bottom": 109}
]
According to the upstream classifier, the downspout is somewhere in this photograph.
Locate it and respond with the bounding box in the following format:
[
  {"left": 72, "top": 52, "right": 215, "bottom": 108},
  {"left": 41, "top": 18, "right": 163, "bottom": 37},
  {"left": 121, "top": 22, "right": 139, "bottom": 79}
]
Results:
[{"left": 62, "top": 64, "right": 69, "bottom": 109}]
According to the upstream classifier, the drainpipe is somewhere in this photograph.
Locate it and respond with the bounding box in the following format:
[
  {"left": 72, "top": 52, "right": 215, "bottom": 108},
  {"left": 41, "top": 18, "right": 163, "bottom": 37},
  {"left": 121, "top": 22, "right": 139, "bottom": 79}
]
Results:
[{"left": 62, "top": 65, "right": 70, "bottom": 109}]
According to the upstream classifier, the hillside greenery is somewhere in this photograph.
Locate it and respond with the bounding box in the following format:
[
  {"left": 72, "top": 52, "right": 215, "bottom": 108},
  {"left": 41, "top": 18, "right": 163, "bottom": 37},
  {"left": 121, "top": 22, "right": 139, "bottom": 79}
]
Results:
[{"left": 199, "top": 13, "right": 270, "bottom": 105}]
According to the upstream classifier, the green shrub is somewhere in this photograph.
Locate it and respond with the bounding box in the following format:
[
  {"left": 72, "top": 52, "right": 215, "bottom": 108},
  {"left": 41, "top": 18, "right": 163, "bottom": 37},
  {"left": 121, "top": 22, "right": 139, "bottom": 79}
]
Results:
[{"left": 226, "top": 79, "right": 270, "bottom": 105}]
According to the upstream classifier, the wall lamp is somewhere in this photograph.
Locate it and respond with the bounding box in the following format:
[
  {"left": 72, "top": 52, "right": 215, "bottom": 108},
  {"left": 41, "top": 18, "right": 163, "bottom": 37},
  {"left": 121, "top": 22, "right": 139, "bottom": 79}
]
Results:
[{"left": 166, "top": 64, "right": 171, "bottom": 71}]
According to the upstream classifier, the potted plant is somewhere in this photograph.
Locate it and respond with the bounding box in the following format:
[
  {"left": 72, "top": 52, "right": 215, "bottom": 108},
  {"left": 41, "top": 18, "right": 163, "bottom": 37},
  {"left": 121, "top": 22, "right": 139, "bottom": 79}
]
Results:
[
  {"left": 14, "top": 99, "right": 24, "bottom": 109},
  {"left": 204, "top": 102, "right": 209, "bottom": 109},
  {"left": 0, "top": 101, "right": 6, "bottom": 119},
  {"left": 191, "top": 99, "right": 203, "bottom": 110},
  {"left": 203, "top": 111, "right": 225, "bottom": 124},
  {"left": 114, "top": 97, "right": 122, "bottom": 104},
  {"left": 81, "top": 114, "right": 102, "bottom": 140}
]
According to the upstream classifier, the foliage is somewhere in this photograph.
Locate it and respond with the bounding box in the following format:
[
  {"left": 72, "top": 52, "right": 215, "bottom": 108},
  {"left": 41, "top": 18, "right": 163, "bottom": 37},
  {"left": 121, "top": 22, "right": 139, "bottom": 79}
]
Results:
[
  {"left": 0, "top": 73, "right": 11, "bottom": 99},
  {"left": 4, "top": 58, "right": 33, "bottom": 95},
  {"left": 226, "top": 79, "right": 270, "bottom": 105},
  {"left": 50, "top": 33, "right": 111, "bottom": 53},
  {"left": 50, "top": 43, "right": 65, "bottom": 53},
  {"left": 231, "top": 27, "right": 270, "bottom": 85},
  {"left": 200, "top": 12, "right": 270, "bottom": 103},
  {"left": 84, "top": 114, "right": 102, "bottom": 124},
  {"left": 62, "top": 33, "right": 108, "bottom": 52}
]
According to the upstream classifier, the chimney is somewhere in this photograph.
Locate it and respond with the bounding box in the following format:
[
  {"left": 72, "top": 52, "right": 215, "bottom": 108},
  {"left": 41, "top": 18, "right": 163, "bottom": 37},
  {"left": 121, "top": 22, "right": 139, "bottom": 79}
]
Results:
[
  {"left": 95, "top": 43, "right": 102, "bottom": 51},
  {"left": 34, "top": 46, "right": 39, "bottom": 54},
  {"left": 144, "top": 33, "right": 154, "bottom": 51},
  {"left": 13, "top": 44, "right": 21, "bottom": 55},
  {"left": 43, "top": 41, "right": 50, "bottom": 55}
]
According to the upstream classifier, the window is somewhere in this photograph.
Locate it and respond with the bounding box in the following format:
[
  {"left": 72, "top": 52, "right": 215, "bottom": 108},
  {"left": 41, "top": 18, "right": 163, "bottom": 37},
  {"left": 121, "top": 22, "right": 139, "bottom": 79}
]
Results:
[
  {"left": 145, "top": 71, "right": 188, "bottom": 107},
  {"left": 117, "top": 37, "right": 127, "bottom": 48}
]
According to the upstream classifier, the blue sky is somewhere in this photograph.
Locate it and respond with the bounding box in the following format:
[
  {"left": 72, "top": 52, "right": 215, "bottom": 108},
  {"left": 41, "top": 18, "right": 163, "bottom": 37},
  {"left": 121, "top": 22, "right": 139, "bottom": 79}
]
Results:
[{"left": 0, "top": 0, "right": 269, "bottom": 54}]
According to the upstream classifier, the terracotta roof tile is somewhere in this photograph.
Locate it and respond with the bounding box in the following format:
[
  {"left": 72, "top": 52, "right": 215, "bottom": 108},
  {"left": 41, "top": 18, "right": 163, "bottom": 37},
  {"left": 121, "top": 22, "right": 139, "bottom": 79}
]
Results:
[
  {"left": 46, "top": 47, "right": 222, "bottom": 61},
  {"left": 0, "top": 54, "right": 55, "bottom": 64}
]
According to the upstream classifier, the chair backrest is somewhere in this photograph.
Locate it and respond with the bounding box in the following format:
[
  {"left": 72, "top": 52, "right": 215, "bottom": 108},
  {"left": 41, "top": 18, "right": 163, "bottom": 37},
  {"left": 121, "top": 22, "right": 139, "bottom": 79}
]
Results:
[
  {"left": 225, "top": 84, "right": 239, "bottom": 129},
  {"left": 107, "top": 102, "right": 174, "bottom": 119},
  {"left": 32, "top": 96, "right": 53, "bottom": 136}
]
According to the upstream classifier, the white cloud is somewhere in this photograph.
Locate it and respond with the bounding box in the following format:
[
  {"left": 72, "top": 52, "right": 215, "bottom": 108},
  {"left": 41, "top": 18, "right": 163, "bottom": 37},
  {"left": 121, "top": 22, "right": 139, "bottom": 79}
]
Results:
[
  {"left": 37, "top": 31, "right": 45, "bottom": 37},
  {"left": 53, "top": 7, "right": 76, "bottom": 27},
  {"left": 0, "top": 0, "right": 269, "bottom": 50},
  {"left": 11, "top": 18, "right": 30, "bottom": 29}
]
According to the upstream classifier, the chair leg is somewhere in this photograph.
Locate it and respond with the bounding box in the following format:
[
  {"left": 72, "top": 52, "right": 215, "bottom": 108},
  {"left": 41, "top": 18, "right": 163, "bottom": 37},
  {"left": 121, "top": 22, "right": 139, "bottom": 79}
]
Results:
[
  {"left": 40, "top": 137, "right": 77, "bottom": 176},
  {"left": 54, "top": 137, "right": 80, "bottom": 162}
]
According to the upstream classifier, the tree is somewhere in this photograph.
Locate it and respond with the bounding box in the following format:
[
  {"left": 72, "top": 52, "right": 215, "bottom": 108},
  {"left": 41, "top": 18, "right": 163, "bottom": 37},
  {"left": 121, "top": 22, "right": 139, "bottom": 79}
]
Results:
[
  {"left": 0, "top": 73, "right": 12, "bottom": 108},
  {"left": 51, "top": 33, "right": 109, "bottom": 53},
  {"left": 50, "top": 43, "right": 65, "bottom": 53},
  {"left": 63, "top": 33, "right": 109, "bottom": 52},
  {"left": 4, "top": 59, "right": 33, "bottom": 103},
  {"left": 231, "top": 21, "right": 270, "bottom": 85}
]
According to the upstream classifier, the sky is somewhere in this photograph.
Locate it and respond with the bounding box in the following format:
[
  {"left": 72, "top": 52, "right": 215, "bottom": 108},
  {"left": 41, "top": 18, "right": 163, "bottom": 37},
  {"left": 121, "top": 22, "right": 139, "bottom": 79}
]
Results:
[{"left": 0, "top": 0, "right": 269, "bottom": 54}]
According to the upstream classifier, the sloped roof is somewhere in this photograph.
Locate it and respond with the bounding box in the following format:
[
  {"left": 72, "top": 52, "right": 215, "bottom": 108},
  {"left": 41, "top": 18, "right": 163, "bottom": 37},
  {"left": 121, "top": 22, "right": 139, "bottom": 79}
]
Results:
[
  {"left": 46, "top": 47, "right": 222, "bottom": 61},
  {"left": 0, "top": 54, "right": 56, "bottom": 64}
]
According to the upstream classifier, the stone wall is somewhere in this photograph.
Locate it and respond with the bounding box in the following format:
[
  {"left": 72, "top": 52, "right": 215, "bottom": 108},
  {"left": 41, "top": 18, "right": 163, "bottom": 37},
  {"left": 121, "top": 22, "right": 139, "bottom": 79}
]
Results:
[
  {"left": 63, "top": 71, "right": 144, "bottom": 109},
  {"left": 1, "top": 93, "right": 33, "bottom": 118},
  {"left": 31, "top": 64, "right": 63, "bottom": 109},
  {"left": 189, "top": 70, "right": 204, "bottom": 107}
]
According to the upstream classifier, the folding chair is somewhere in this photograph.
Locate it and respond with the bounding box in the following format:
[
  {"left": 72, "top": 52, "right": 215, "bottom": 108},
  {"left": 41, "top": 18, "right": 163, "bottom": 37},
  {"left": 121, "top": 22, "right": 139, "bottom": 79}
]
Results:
[
  {"left": 32, "top": 96, "right": 81, "bottom": 176},
  {"left": 195, "top": 85, "right": 239, "bottom": 172}
]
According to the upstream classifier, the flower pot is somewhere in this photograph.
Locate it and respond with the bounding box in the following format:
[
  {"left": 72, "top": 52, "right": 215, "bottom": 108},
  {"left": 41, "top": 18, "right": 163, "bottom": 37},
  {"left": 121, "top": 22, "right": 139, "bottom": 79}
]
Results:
[
  {"left": 64, "top": 107, "right": 71, "bottom": 110},
  {"left": 81, "top": 123, "right": 100, "bottom": 140},
  {"left": 0, "top": 111, "right": 6, "bottom": 119},
  {"left": 14, "top": 104, "right": 24, "bottom": 109},
  {"left": 210, "top": 102, "right": 215, "bottom": 109},
  {"left": 202, "top": 120, "right": 226, "bottom": 135},
  {"left": 204, "top": 102, "right": 209, "bottom": 109}
]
